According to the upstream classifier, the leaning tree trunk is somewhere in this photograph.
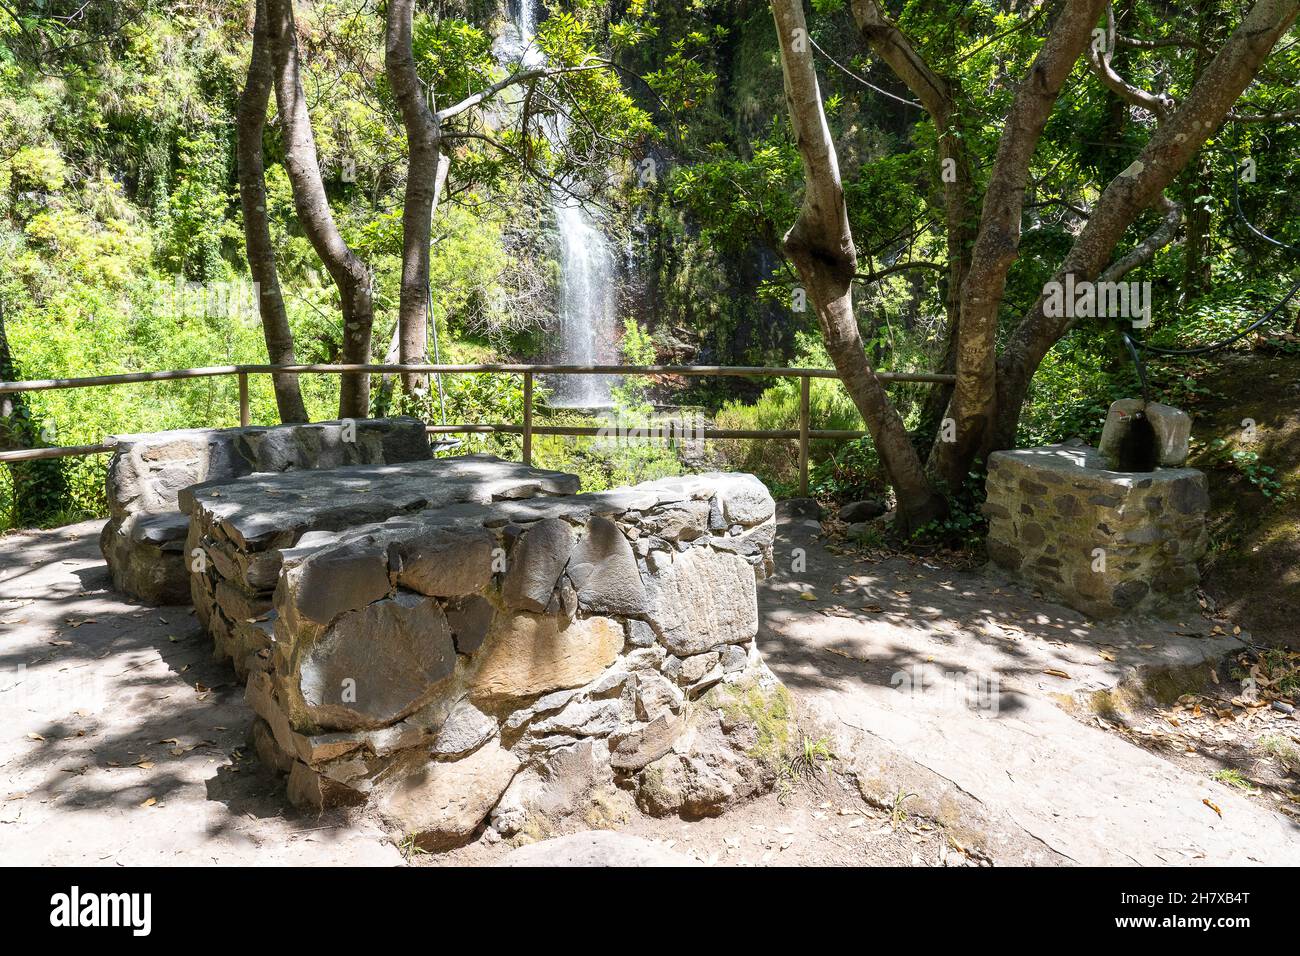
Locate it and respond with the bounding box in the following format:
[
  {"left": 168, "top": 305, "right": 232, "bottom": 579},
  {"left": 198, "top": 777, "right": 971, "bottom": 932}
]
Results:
[
  {"left": 771, "top": 0, "right": 945, "bottom": 532},
  {"left": 265, "top": 0, "right": 373, "bottom": 419},
  {"left": 385, "top": 0, "right": 451, "bottom": 397},
  {"left": 850, "top": 0, "right": 977, "bottom": 450},
  {"left": 237, "top": 0, "right": 308, "bottom": 424}
]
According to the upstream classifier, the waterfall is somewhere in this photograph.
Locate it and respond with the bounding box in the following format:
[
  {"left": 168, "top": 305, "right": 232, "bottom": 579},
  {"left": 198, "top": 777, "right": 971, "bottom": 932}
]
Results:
[{"left": 503, "top": 0, "right": 618, "bottom": 407}]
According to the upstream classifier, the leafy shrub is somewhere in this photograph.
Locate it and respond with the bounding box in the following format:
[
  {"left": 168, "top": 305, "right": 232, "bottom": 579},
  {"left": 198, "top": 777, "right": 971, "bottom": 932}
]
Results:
[
  {"left": 808, "top": 437, "right": 886, "bottom": 503},
  {"left": 9, "top": 145, "right": 66, "bottom": 193},
  {"left": 908, "top": 461, "right": 989, "bottom": 549},
  {"left": 713, "top": 333, "right": 863, "bottom": 493}
]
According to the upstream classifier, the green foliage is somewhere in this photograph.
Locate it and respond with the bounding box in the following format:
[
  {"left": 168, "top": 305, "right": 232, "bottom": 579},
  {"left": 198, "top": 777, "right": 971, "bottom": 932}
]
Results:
[
  {"left": 609, "top": 317, "right": 655, "bottom": 410},
  {"left": 1210, "top": 768, "right": 1259, "bottom": 793},
  {"left": 712, "top": 679, "right": 795, "bottom": 774},
  {"left": 531, "top": 410, "right": 685, "bottom": 492},
  {"left": 714, "top": 332, "right": 864, "bottom": 494},
  {"left": 643, "top": 35, "right": 724, "bottom": 124},
  {"left": 160, "top": 129, "right": 233, "bottom": 281},
  {"left": 412, "top": 16, "right": 495, "bottom": 101},
  {"left": 10, "top": 144, "right": 66, "bottom": 192},
  {"left": 808, "top": 438, "right": 885, "bottom": 503},
  {"left": 1207, "top": 440, "right": 1287, "bottom": 500},
  {"left": 668, "top": 134, "right": 798, "bottom": 252},
  {"left": 1017, "top": 333, "right": 1128, "bottom": 448},
  {"left": 908, "top": 462, "right": 988, "bottom": 549},
  {"left": 422, "top": 370, "right": 533, "bottom": 460}
]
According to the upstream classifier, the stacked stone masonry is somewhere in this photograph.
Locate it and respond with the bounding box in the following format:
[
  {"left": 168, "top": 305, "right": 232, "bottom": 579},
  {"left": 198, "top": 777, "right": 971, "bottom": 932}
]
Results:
[
  {"left": 184, "top": 455, "right": 579, "bottom": 679},
  {"left": 184, "top": 461, "right": 787, "bottom": 849},
  {"left": 99, "top": 418, "right": 432, "bottom": 604},
  {"left": 984, "top": 444, "right": 1209, "bottom": 618}
]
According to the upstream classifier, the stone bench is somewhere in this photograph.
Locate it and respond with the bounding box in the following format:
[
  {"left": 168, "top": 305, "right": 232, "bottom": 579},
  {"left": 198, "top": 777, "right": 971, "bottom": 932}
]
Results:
[
  {"left": 99, "top": 417, "right": 433, "bottom": 604},
  {"left": 185, "top": 466, "right": 787, "bottom": 850}
]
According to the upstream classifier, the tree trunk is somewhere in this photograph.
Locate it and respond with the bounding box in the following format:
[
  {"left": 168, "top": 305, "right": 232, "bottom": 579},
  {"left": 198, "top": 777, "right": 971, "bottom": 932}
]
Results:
[
  {"left": 933, "top": 0, "right": 1109, "bottom": 491},
  {"left": 772, "top": 0, "right": 945, "bottom": 531},
  {"left": 850, "top": 0, "right": 976, "bottom": 456},
  {"left": 385, "top": 0, "right": 452, "bottom": 397},
  {"left": 237, "top": 0, "right": 308, "bottom": 424},
  {"left": 265, "top": 0, "right": 373, "bottom": 419}
]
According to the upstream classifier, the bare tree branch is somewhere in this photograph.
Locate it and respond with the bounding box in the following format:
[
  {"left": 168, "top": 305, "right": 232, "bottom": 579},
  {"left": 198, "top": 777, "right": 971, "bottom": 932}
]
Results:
[
  {"left": 1087, "top": 3, "right": 1174, "bottom": 120},
  {"left": 1227, "top": 105, "right": 1300, "bottom": 121},
  {"left": 434, "top": 61, "right": 610, "bottom": 125},
  {"left": 1097, "top": 194, "right": 1183, "bottom": 285}
]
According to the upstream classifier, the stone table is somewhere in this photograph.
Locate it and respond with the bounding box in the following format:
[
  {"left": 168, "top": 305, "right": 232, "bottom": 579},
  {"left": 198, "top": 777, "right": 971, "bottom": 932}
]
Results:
[
  {"left": 190, "top": 466, "right": 786, "bottom": 851},
  {"left": 183, "top": 454, "right": 579, "bottom": 677}
]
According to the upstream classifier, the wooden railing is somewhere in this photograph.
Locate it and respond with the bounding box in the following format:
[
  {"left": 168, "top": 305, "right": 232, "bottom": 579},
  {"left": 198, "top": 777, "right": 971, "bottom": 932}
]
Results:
[{"left": 0, "top": 363, "right": 954, "bottom": 495}]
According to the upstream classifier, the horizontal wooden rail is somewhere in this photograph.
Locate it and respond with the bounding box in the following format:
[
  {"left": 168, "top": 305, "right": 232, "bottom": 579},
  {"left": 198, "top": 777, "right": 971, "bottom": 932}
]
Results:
[
  {"left": 0, "top": 365, "right": 243, "bottom": 394},
  {"left": 0, "top": 362, "right": 954, "bottom": 394},
  {"left": 0, "top": 362, "right": 954, "bottom": 494},
  {"left": 425, "top": 424, "right": 868, "bottom": 440},
  {"left": 0, "top": 442, "right": 115, "bottom": 464}
]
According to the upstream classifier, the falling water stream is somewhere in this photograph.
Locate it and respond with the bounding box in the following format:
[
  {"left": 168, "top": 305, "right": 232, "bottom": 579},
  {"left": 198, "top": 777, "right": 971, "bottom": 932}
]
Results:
[{"left": 503, "top": 0, "right": 618, "bottom": 407}]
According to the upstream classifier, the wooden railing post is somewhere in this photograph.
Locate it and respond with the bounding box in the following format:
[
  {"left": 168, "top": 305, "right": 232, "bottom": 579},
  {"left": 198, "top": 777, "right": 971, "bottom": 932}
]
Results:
[
  {"left": 522, "top": 370, "right": 533, "bottom": 466},
  {"left": 238, "top": 371, "right": 250, "bottom": 427},
  {"left": 798, "top": 373, "right": 810, "bottom": 497}
]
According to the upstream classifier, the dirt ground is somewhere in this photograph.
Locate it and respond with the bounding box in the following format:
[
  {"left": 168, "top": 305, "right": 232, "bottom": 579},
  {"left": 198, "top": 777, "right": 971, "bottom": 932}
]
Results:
[
  {"left": 1073, "top": 644, "right": 1300, "bottom": 820},
  {"left": 432, "top": 772, "right": 984, "bottom": 868},
  {"left": 1185, "top": 351, "right": 1300, "bottom": 646},
  {"left": 0, "top": 521, "right": 399, "bottom": 865}
]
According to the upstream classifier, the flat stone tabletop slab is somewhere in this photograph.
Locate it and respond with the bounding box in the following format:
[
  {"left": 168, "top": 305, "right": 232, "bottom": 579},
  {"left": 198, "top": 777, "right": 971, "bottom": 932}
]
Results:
[{"left": 181, "top": 455, "right": 580, "bottom": 552}]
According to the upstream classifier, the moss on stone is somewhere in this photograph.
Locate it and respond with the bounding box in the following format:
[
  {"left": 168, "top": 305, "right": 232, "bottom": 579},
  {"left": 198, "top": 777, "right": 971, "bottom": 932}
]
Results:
[
  {"left": 1140, "top": 662, "right": 1216, "bottom": 708},
  {"left": 710, "top": 678, "right": 794, "bottom": 773}
]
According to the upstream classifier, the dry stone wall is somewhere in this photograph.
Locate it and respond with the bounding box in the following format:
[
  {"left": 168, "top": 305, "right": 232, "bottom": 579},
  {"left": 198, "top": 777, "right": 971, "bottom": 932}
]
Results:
[
  {"left": 100, "top": 418, "right": 431, "bottom": 604},
  {"left": 193, "top": 469, "right": 785, "bottom": 850}
]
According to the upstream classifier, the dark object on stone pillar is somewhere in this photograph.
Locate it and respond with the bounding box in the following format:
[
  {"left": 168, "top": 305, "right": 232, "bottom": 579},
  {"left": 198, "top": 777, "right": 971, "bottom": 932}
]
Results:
[{"left": 1115, "top": 409, "right": 1158, "bottom": 473}]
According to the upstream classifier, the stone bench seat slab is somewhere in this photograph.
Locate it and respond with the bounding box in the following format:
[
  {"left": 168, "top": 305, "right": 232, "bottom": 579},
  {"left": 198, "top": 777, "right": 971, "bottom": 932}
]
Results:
[{"left": 100, "top": 417, "right": 433, "bottom": 604}]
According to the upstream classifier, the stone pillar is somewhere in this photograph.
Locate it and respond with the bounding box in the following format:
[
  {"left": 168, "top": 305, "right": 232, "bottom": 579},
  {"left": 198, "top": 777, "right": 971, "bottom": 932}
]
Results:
[{"left": 983, "top": 444, "right": 1209, "bottom": 618}]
